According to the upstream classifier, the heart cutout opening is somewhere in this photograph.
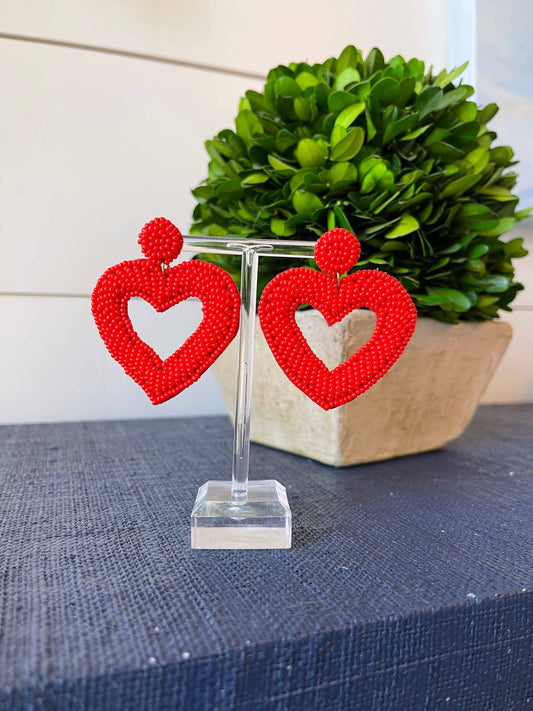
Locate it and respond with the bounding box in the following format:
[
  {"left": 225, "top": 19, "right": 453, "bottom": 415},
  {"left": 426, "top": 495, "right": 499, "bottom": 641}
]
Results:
[
  {"left": 295, "top": 307, "right": 377, "bottom": 370},
  {"left": 128, "top": 297, "right": 203, "bottom": 361}
]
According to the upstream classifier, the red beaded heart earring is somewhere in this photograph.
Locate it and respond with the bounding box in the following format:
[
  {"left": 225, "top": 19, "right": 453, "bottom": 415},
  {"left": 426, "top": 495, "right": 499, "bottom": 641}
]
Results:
[
  {"left": 258, "top": 228, "right": 417, "bottom": 410},
  {"left": 92, "top": 218, "right": 240, "bottom": 404}
]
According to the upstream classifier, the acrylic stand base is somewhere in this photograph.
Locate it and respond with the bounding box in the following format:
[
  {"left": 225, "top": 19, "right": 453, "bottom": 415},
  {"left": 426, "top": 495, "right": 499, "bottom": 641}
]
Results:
[{"left": 191, "top": 480, "right": 291, "bottom": 549}]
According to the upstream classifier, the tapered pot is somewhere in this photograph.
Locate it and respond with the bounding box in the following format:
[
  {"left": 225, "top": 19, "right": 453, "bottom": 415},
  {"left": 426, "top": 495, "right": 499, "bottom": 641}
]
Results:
[{"left": 212, "top": 311, "right": 512, "bottom": 466}]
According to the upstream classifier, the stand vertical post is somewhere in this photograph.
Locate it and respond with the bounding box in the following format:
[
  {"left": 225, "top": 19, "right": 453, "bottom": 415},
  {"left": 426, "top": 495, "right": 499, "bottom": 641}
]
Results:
[{"left": 232, "top": 247, "right": 260, "bottom": 502}]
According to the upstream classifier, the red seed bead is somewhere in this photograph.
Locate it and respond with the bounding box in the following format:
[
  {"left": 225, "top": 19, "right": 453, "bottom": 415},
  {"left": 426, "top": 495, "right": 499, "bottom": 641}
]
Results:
[
  {"left": 314, "top": 228, "right": 361, "bottom": 276},
  {"left": 138, "top": 217, "right": 184, "bottom": 265}
]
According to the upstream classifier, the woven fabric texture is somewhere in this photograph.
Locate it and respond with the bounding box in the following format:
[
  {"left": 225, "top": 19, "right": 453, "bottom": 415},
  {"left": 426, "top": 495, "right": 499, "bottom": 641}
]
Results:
[{"left": 0, "top": 405, "right": 531, "bottom": 710}]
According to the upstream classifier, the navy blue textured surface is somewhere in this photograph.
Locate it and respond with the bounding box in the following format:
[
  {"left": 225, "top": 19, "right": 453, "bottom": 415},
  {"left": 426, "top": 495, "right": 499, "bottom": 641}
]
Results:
[{"left": 0, "top": 405, "right": 531, "bottom": 710}]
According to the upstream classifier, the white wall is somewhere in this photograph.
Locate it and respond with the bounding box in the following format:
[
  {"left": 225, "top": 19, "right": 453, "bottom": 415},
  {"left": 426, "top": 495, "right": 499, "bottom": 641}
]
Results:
[{"left": 0, "top": 0, "right": 530, "bottom": 423}]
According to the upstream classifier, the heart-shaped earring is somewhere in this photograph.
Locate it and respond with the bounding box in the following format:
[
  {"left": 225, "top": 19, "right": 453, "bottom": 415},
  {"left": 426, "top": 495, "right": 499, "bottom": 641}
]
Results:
[
  {"left": 92, "top": 218, "right": 240, "bottom": 404},
  {"left": 258, "top": 228, "right": 417, "bottom": 410}
]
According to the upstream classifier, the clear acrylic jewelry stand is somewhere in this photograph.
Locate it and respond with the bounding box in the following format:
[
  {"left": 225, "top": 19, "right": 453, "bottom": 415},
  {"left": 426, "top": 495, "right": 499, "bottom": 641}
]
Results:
[{"left": 184, "top": 236, "right": 316, "bottom": 549}]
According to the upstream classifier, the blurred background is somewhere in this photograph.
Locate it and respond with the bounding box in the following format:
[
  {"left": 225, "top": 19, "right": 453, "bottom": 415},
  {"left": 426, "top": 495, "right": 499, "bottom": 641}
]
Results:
[{"left": 1, "top": 0, "right": 531, "bottom": 424}]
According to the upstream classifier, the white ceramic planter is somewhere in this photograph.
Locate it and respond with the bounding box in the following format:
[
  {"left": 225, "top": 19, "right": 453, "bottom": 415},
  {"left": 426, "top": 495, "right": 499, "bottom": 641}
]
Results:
[{"left": 212, "top": 311, "right": 512, "bottom": 466}]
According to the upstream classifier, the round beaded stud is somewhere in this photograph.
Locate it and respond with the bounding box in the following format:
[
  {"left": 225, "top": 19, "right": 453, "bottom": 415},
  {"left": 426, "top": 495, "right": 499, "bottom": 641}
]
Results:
[
  {"left": 91, "top": 218, "right": 240, "bottom": 405},
  {"left": 314, "top": 227, "right": 361, "bottom": 276},
  {"left": 258, "top": 228, "right": 417, "bottom": 410}
]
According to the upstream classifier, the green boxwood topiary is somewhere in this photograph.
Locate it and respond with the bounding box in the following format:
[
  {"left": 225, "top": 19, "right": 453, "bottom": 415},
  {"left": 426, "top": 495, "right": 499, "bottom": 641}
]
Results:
[{"left": 191, "top": 45, "right": 530, "bottom": 322}]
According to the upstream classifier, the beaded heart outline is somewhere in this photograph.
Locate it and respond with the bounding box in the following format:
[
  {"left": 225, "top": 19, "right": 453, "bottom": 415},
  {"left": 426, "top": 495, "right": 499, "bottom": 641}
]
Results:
[
  {"left": 91, "top": 218, "right": 240, "bottom": 405},
  {"left": 258, "top": 228, "right": 417, "bottom": 410}
]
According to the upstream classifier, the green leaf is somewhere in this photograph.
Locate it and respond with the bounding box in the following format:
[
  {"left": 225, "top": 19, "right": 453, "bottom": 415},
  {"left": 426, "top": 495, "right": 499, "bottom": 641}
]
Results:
[
  {"left": 295, "top": 71, "right": 320, "bottom": 91},
  {"left": 334, "top": 102, "right": 365, "bottom": 129},
  {"left": 365, "top": 47, "right": 385, "bottom": 75},
  {"left": 328, "top": 91, "right": 360, "bottom": 113},
  {"left": 327, "top": 161, "right": 358, "bottom": 189},
  {"left": 334, "top": 67, "right": 360, "bottom": 91},
  {"left": 370, "top": 77, "right": 399, "bottom": 103},
  {"left": 426, "top": 257, "right": 450, "bottom": 272},
  {"left": 241, "top": 172, "right": 269, "bottom": 186},
  {"left": 478, "top": 186, "right": 516, "bottom": 201},
  {"left": 449, "top": 120, "right": 479, "bottom": 145},
  {"left": 465, "top": 147, "right": 490, "bottom": 173},
  {"left": 294, "top": 97, "right": 313, "bottom": 121},
  {"left": 314, "top": 82, "right": 330, "bottom": 108},
  {"left": 427, "top": 287, "right": 472, "bottom": 311},
  {"left": 415, "top": 86, "right": 443, "bottom": 119},
  {"left": 294, "top": 138, "right": 328, "bottom": 168},
  {"left": 414, "top": 294, "right": 449, "bottom": 306},
  {"left": 400, "top": 124, "right": 431, "bottom": 141},
  {"left": 385, "top": 215, "right": 419, "bottom": 239},
  {"left": 381, "top": 241, "right": 409, "bottom": 252},
  {"left": 276, "top": 95, "right": 297, "bottom": 121},
  {"left": 235, "top": 110, "right": 263, "bottom": 141},
  {"left": 424, "top": 127, "right": 450, "bottom": 147},
  {"left": 268, "top": 65, "right": 293, "bottom": 81},
  {"left": 382, "top": 113, "right": 419, "bottom": 144},
  {"left": 407, "top": 57, "right": 425, "bottom": 78},
  {"left": 191, "top": 184, "right": 213, "bottom": 201},
  {"left": 515, "top": 207, "right": 533, "bottom": 221},
  {"left": 238, "top": 95, "right": 251, "bottom": 112},
  {"left": 333, "top": 205, "right": 353, "bottom": 231},
  {"left": 330, "top": 126, "right": 365, "bottom": 161},
  {"left": 274, "top": 75, "right": 302, "bottom": 99},
  {"left": 245, "top": 90, "right": 269, "bottom": 112},
  {"left": 478, "top": 217, "right": 515, "bottom": 237},
  {"left": 210, "top": 137, "right": 235, "bottom": 159},
  {"left": 292, "top": 190, "right": 324, "bottom": 214},
  {"left": 270, "top": 217, "right": 297, "bottom": 236},
  {"left": 476, "top": 294, "right": 499, "bottom": 307},
  {"left": 456, "top": 101, "right": 478, "bottom": 122},
  {"left": 329, "top": 123, "right": 345, "bottom": 146},
  {"left": 372, "top": 189, "right": 402, "bottom": 214},
  {"left": 434, "top": 61, "right": 469, "bottom": 89},
  {"left": 289, "top": 168, "right": 321, "bottom": 191},
  {"left": 206, "top": 224, "right": 230, "bottom": 237},
  {"left": 428, "top": 141, "right": 464, "bottom": 159},
  {"left": 476, "top": 275, "right": 511, "bottom": 293},
  {"left": 477, "top": 103, "right": 499, "bottom": 124},
  {"left": 365, "top": 111, "right": 377, "bottom": 141},
  {"left": 337, "top": 45, "right": 360, "bottom": 74},
  {"left": 249, "top": 145, "right": 268, "bottom": 167},
  {"left": 275, "top": 128, "right": 298, "bottom": 153},
  {"left": 467, "top": 244, "right": 490, "bottom": 259},
  {"left": 215, "top": 177, "right": 244, "bottom": 201},
  {"left": 455, "top": 203, "right": 499, "bottom": 231},
  {"left": 205, "top": 140, "right": 229, "bottom": 168},
  {"left": 490, "top": 146, "right": 514, "bottom": 165},
  {"left": 467, "top": 258, "right": 483, "bottom": 271},
  {"left": 442, "top": 174, "right": 481, "bottom": 198},
  {"left": 395, "top": 77, "right": 416, "bottom": 108},
  {"left": 358, "top": 157, "right": 394, "bottom": 194},
  {"left": 504, "top": 238, "right": 528, "bottom": 258},
  {"left": 267, "top": 154, "right": 297, "bottom": 174}
]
